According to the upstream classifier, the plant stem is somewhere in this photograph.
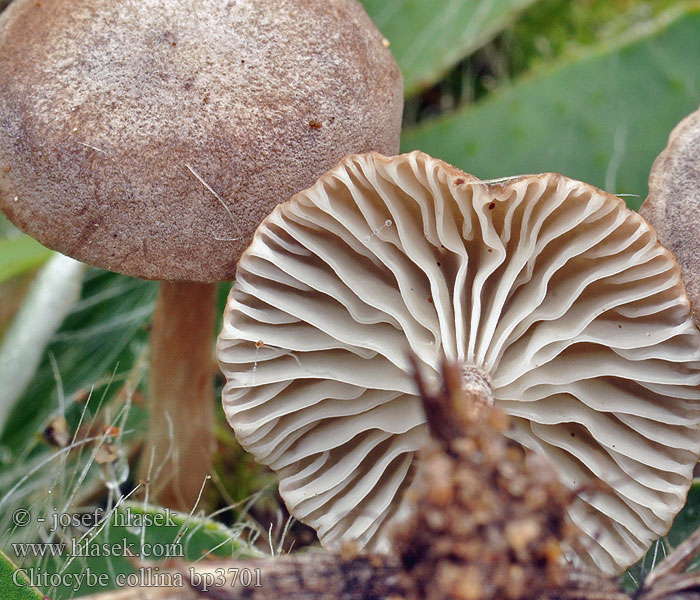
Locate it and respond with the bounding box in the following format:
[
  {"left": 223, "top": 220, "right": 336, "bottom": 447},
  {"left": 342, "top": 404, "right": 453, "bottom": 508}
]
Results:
[{"left": 141, "top": 281, "right": 217, "bottom": 511}]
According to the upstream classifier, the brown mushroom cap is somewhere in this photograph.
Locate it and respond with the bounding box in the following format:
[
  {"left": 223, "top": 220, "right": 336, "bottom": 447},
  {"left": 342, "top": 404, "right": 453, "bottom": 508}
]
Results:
[
  {"left": 0, "top": 0, "right": 402, "bottom": 282},
  {"left": 641, "top": 105, "right": 700, "bottom": 323}
]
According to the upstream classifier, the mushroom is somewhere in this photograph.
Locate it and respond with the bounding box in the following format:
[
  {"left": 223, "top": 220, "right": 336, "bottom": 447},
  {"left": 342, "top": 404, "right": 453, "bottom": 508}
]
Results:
[
  {"left": 0, "top": 0, "right": 402, "bottom": 509},
  {"left": 640, "top": 105, "right": 700, "bottom": 324},
  {"left": 217, "top": 151, "right": 700, "bottom": 574}
]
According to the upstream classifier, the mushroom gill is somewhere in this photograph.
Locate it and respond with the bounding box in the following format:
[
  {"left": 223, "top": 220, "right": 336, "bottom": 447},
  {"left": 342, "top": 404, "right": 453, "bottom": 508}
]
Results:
[{"left": 217, "top": 151, "right": 700, "bottom": 574}]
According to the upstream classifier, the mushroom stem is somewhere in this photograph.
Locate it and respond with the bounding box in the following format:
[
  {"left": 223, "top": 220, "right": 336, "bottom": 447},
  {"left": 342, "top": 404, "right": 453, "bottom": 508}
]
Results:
[
  {"left": 418, "top": 361, "right": 495, "bottom": 444},
  {"left": 453, "top": 365, "right": 495, "bottom": 424},
  {"left": 460, "top": 365, "right": 494, "bottom": 406},
  {"left": 142, "top": 281, "right": 218, "bottom": 511}
]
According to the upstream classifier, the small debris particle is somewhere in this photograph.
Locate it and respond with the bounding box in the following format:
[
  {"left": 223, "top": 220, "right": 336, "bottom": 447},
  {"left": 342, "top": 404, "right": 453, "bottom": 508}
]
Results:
[
  {"left": 454, "top": 178, "right": 465, "bottom": 185},
  {"left": 505, "top": 518, "right": 541, "bottom": 554},
  {"left": 44, "top": 416, "right": 71, "bottom": 448},
  {"left": 95, "top": 442, "right": 119, "bottom": 465},
  {"left": 13, "top": 196, "right": 18, "bottom": 202},
  {"left": 131, "top": 389, "right": 146, "bottom": 407},
  {"left": 488, "top": 202, "right": 496, "bottom": 210},
  {"left": 423, "top": 454, "right": 454, "bottom": 507},
  {"left": 103, "top": 425, "right": 120, "bottom": 437},
  {"left": 202, "top": 94, "right": 210, "bottom": 104},
  {"left": 368, "top": 555, "right": 385, "bottom": 569},
  {"left": 255, "top": 340, "right": 264, "bottom": 349},
  {"left": 339, "top": 541, "right": 359, "bottom": 561},
  {"left": 171, "top": 41, "right": 177, "bottom": 47},
  {"left": 74, "top": 389, "right": 90, "bottom": 404},
  {"left": 309, "top": 119, "right": 323, "bottom": 130},
  {"left": 452, "top": 565, "right": 484, "bottom": 600},
  {"left": 382, "top": 38, "right": 391, "bottom": 48}
]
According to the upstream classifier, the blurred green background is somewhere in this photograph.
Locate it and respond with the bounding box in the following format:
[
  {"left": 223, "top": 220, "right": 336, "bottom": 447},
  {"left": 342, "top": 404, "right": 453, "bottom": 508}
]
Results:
[{"left": 1, "top": 0, "right": 699, "bottom": 597}]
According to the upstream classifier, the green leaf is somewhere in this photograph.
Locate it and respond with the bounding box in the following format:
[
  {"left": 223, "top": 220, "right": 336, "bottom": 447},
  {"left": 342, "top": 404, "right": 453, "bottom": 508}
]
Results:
[
  {"left": 361, "top": 0, "right": 539, "bottom": 97},
  {"left": 40, "top": 503, "right": 261, "bottom": 599},
  {"left": 0, "top": 551, "right": 45, "bottom": 600},
  {"left": 0, "top": 271, "right": 248, "bottom": 599},
  {"left": 0, "top": 270, "right": 156, "bottom": 454},
  {"left": 102, "top": 502, "right": 261, "bottom": 562},
  {"left": 0, "top": 256, "right": 85, "bottom": 432},
  {"left": 666, "top": 481, "right": 700, "bottom": 551},
  {"left": 0, "top": 237, "right": 53, "bottom": 286},
  {"left": 623, "top": 481, "right": 700, "bottom": 590},
  {"left": 0, "top": 270, "right": 156, "bottom": 598},
  {"left": 401, "top": 5, "right": 700, "bottom": 209}
]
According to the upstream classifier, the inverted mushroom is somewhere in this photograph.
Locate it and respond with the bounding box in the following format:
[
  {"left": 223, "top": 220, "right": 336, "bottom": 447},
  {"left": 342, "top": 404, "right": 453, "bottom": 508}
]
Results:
[
  {"left": 217, "top": 151, "right": 700, "bottom": 574},
  {"left": 0, "top": 0, "right": 402, "bottom": 508}
]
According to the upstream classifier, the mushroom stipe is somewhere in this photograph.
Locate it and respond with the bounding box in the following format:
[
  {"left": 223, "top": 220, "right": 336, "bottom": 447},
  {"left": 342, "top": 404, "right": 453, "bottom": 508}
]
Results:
[{"left": 218, "top": 151, "right": 700, "bottom": 575}]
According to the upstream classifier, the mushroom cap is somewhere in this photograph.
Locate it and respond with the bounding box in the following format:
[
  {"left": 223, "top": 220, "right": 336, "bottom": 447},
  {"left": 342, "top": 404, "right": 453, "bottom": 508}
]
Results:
[
  {"left": 641, "top": 105, "right": 700, "bottom": 324},
  {"left": 0, "top": 0, "right": 402, "bottom": 282},
  {"left": 218, "top": 151, "right": 700, "bottom": 574}
]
